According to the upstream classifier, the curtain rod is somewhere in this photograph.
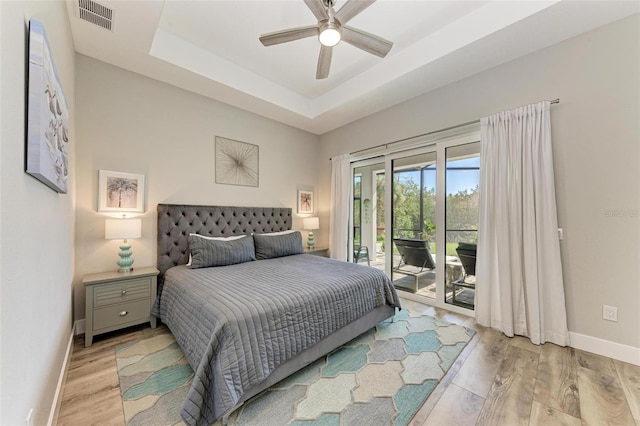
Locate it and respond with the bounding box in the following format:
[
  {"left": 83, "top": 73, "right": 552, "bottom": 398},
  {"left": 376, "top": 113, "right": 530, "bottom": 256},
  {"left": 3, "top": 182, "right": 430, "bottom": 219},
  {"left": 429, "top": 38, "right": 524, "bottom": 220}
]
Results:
[{"left": 332, "top": 98, "right": 560, "bottom": 160}]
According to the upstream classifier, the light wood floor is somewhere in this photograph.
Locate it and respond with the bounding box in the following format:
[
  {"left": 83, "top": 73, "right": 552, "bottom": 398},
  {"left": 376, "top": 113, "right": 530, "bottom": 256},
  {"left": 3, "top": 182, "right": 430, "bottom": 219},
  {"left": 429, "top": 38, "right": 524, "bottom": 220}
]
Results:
[{"left": 57, "top": 298, "right": 640, "bottom": 425}]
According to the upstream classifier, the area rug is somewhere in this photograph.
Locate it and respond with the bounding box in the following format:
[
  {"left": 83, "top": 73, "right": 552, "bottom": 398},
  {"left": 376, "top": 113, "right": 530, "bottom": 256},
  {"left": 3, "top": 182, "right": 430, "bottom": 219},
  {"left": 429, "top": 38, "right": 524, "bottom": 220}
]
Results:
[
  {"left": 116, "top": 333, "right": 193, "bottom": 425},
  {"left": 116, "top": 310, "right": 475, "bottom": 426}
]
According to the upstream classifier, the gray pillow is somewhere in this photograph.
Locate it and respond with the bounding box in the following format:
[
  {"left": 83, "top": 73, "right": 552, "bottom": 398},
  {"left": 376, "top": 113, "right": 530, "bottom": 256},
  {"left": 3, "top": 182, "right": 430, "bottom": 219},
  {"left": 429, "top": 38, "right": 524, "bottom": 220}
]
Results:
[
  {"left": 188, "top": 234, "right": 255, "bottom": 268},
  {"left": 253, "top": 231, "right": 304, "bottom": 260}
]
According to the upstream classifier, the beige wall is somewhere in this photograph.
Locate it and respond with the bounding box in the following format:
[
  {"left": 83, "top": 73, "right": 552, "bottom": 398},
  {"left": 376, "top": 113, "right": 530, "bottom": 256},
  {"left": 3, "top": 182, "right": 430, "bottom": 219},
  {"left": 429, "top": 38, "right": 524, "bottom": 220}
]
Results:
[
  {"left": 318, "top": 15, "right": 640, "bottom": 350},
  {"left": 0, "top": 1, "right": 76, "bottom": 424},
  {"left": 74, "top": 55, "right": 320, "bottom": 321}
]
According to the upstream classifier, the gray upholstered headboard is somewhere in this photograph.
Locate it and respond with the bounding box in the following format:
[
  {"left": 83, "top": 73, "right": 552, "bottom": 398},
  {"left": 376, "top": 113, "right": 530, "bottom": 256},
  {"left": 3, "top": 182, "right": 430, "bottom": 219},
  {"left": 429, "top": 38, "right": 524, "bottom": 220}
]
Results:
[{"left": 157, "top": 204, "right": 292, "bottom": 278}]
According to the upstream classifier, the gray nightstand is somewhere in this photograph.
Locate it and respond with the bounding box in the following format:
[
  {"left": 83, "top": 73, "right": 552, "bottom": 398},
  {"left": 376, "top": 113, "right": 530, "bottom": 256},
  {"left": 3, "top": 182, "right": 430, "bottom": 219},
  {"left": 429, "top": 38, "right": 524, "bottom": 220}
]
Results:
[
  {"left": 304, "top": 247, "right": 329, "bottom": 257},
  {"left": 83, "top": 266, "right": 159, "bottom": 347}
]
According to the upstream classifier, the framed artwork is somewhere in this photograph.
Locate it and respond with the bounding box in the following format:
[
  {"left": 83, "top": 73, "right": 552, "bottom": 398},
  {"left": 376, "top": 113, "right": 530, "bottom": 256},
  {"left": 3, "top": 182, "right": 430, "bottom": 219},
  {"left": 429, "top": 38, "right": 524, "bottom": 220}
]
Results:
[
  {"left": 26, "top": 19, "right": 70, "bottom": 193},
  {"left": 98, "top": 170, "right": 145, "bottom": 213},
  {"left": 297, "top": 190, "right": 314, "bottom": 214},
  {"left": 215, "top": 136, "right": 259, "bottom": 187}
]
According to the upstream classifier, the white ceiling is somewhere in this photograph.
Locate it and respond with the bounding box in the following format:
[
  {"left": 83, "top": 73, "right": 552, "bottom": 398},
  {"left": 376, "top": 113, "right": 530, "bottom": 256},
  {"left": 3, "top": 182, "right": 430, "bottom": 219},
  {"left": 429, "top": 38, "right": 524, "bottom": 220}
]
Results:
[{"left": 66, "top": 0, "right": 639, "bottom": 135}]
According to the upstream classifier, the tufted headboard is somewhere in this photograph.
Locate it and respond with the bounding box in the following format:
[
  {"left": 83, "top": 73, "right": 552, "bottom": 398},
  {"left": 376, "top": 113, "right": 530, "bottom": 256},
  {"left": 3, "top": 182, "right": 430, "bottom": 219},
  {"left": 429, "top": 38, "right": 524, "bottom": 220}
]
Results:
[{"left": 157, "top": 204, "right": 292, "bottom": 278}]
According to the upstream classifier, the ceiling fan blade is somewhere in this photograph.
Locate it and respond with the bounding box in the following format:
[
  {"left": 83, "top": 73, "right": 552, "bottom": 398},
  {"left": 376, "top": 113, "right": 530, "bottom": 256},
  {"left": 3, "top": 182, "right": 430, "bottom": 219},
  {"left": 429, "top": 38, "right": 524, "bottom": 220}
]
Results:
[
  {"left": 342, "top": 26, "right": 392, "bottom": 58},
  {"left": 259, "top": 26, "right": 318, "bottom": 46},
  {"left": 316, "top": 45, "right": 333, "bottom": 79},
  {"left": 304, "top": 0, "right": 329, "bottom": 21},
  {"left": 334, "top": 0, "right": 375, "bottom": 25}
]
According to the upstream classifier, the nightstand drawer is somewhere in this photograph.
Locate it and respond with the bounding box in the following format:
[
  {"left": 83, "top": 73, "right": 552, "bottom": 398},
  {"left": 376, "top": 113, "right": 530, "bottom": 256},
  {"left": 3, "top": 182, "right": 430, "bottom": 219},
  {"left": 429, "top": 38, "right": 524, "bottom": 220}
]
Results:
[
  {"left": 93, "top": 278, "right": 150, "bottom": 307},
  {"left": 93, "top": 299, "right": 151, "bottom": 331}
]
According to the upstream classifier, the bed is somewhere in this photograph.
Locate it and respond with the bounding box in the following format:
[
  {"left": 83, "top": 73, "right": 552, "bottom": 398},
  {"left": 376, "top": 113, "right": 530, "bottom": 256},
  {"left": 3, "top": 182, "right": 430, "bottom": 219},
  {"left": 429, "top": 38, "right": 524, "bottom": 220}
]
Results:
[{"left": 154, "top": 204, "right": 400, "bottom": 425}]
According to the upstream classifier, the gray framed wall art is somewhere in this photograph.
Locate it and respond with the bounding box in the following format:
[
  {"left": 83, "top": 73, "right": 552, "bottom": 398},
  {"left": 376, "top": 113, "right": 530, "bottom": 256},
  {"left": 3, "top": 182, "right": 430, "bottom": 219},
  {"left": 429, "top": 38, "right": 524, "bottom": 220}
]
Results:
[{"left": 215, "top": 136, "right": 259, "bottom": 187}]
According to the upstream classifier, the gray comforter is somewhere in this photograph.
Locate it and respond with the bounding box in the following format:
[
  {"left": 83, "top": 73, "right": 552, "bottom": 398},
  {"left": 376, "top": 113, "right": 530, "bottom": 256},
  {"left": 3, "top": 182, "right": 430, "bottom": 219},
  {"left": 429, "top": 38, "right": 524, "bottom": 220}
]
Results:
[{"left": 155, "top": 254, "right": 400, "bottom": 425}]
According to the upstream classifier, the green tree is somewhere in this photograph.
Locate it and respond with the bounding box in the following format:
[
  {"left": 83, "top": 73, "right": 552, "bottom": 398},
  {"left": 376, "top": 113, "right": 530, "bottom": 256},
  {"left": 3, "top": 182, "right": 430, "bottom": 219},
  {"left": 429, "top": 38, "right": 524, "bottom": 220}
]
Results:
[
  {"left": 375, "top": 172, "right": 478, "bottom": 246},
  {"left": 445, "top": 185, "right": 479, "bottom": 243},
  {"left": 392, "top": 172, "right": 422, "bottom": 239}
]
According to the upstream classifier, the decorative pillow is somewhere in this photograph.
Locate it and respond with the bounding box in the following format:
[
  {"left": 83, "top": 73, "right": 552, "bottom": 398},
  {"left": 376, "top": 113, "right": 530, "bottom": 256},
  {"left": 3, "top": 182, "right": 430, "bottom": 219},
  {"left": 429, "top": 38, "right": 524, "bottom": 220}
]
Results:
[
  {"left": 187, "top": 234, "right": 247, "bottom": 266},
  {"left": 188, "top": 234, "right": 255, "bottom": 268},
  {"left": 253, "top": 231, "right": 304, "bottom": 260},
  {"left": 259, "top": 229, "right": 297, "bottom": 236}
]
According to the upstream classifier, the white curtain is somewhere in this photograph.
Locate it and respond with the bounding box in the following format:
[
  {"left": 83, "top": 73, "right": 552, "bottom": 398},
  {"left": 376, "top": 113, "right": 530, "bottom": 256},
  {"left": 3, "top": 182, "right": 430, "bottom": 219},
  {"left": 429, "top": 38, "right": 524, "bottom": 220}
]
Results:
[
  {"left": 476, "top": 101, "right": 569, "bottom": 346},
  {"left": 330, "top": 154, "right": 351, "bottom": 261}
]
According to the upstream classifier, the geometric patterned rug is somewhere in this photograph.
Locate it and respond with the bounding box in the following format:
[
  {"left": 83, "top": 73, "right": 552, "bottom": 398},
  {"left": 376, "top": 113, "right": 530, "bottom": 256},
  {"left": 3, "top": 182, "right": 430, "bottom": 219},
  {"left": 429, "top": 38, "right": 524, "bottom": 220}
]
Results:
[
  {"left": 116, "top": 309, "right": 475, "bottom": 426},
  {"left": 116, "top": 334, "right": 193, "bottom": 426}
]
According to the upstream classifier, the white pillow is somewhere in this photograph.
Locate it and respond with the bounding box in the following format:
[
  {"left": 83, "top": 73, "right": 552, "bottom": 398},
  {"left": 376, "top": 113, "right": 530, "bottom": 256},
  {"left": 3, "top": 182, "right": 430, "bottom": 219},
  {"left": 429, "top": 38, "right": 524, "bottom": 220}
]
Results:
[
  {"left": 187, "top": 234, "right": 248, "bottom": 266},
  {"left": 189, "top": 233, "right": 247, "bottom": 241},
  {"left": 259, "top": 230, "right": 296, "bottom": 236}
]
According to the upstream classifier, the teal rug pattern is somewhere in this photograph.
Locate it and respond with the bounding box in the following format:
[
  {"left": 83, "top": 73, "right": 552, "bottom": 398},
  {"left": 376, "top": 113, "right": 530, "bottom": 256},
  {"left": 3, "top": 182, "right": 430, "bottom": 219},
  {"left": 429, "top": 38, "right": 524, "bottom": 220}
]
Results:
[
  {"left": 116, "top": 310, "right": 475, "bottom": 425},
  {"left": 116, "top": 333, "right": 194, "bottom": 425}
]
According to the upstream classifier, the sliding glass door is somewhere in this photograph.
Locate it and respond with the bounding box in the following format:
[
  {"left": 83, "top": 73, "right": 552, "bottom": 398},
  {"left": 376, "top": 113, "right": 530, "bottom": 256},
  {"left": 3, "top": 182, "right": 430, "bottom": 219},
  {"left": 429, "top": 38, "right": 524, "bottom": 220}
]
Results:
[
  {"left": 350, "top": 133, "right": 480, "bottom": 314},
  {"left": 444, "top": 142, "right": 480, "bottom": 309},
  {"left": 390, "top": 150, "right": 438, "bottom": 299}
]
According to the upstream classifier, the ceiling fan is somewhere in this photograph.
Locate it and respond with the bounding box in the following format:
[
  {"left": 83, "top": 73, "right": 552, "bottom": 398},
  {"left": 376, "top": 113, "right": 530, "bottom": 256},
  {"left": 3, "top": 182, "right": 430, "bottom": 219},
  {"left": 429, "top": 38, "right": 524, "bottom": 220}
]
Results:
[{"left": 259, "top": 0, "right": 393, "bottom": 79}]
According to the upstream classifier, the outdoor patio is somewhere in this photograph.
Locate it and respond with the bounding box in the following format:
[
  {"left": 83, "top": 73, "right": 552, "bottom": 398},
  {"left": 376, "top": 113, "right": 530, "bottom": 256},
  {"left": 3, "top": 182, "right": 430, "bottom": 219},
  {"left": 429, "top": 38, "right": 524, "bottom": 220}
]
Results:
[{"left": 366, "top": 252, "right": 475, "bottom": 308}]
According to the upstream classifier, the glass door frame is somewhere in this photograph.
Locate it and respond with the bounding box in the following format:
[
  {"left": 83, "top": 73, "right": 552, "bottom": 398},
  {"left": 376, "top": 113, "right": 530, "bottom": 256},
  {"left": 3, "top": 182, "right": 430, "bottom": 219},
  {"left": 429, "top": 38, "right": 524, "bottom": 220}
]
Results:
[
  {"left": 384, "top": 146, "right": 437, "bottom": 297},
  {"left": 385, "top": 132, "right": 479, "bottom": 315},
  {"left": 347, "top": 132, "right": 479, "bottom": 316},
  {"left": 437, "top": 133, "right": 480, "bottom": 314}
]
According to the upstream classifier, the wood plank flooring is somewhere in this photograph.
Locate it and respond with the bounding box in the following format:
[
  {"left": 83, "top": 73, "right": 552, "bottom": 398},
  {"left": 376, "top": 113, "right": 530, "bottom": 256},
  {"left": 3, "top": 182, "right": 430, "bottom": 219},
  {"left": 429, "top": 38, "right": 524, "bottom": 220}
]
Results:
[{"left": 57, "top": 298, "right": 640, "bottom": 425}]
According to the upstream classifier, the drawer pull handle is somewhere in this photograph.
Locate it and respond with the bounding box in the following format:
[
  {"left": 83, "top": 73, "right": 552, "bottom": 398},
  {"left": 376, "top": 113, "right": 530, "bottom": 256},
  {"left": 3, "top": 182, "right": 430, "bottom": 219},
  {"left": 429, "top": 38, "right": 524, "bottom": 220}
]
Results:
[
  {"left": 119, "top": 311, "right": 128, "bottom": 317},
  {"left": 121, "top": 290, "right": 127, "bottom": 295}
]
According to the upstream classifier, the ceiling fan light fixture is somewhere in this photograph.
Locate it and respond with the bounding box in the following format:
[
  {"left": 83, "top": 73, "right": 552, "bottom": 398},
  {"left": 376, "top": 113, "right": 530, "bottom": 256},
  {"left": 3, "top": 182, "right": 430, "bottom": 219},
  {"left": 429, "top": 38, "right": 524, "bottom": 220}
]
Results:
[
  {"left": 259, "top": 0, "right": 393, "bottom": 79},
  {"left": 319, "top": 22, "right": 341, "bottom": 47}
]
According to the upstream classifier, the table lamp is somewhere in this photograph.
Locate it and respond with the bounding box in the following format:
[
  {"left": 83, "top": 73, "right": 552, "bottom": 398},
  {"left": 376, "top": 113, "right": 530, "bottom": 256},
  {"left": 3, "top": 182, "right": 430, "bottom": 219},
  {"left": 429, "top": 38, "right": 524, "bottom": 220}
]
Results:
[
  {"left": 105, "top": 217, "right": 142, "bottom": 273},
  {"left": 303, "top": 217, "right": 319, "bottom": 249}
]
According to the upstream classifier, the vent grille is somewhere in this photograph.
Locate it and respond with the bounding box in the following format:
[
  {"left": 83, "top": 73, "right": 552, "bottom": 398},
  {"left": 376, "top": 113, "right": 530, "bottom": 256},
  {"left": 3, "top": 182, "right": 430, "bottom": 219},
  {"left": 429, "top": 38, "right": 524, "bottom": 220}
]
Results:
[{"left": 78, "top": 0, "right": 113, "bottom": 31}]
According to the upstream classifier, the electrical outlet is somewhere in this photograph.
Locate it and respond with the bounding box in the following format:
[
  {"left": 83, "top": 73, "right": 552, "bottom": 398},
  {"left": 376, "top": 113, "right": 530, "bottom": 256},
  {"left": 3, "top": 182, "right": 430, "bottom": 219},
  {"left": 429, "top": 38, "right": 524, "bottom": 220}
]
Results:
[
  {"left": 558, "top": 228, "right": 564, "bottom": 240},
  {"left": 603, "top": 305, "right": 618, "bottom": 322},
  {"left": 25, "top": 408, "right": 33, "bottom": 426}
]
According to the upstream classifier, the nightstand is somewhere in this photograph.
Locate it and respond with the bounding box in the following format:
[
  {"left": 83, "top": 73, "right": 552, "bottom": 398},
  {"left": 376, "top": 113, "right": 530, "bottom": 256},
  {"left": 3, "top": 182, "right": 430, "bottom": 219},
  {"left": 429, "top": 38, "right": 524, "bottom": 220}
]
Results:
[
  {"left": 83, "top": 266, "right": 159, "bottom": 347},
  {"left": 304, "top": 247, "right": 329, "bottom": 257}
]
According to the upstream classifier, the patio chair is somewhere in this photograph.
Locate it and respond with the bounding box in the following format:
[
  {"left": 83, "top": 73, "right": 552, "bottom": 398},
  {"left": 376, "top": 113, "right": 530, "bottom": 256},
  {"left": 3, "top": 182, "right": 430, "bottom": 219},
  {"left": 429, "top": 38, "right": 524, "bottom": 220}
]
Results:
[
  {"left": 392, "top": 239, "right": 436, "bottom": 292},
  {"left": 452, "top": 243, "right": 477, "bottom": 308},
  {"left": 353, "top": 245, "right": 370, "bottom": 266}
]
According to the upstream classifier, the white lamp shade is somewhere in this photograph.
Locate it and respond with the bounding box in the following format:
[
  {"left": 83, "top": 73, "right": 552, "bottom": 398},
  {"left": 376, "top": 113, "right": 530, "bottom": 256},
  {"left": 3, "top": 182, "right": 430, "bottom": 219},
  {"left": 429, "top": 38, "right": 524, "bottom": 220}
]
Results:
[
  {"left": 303, "top": 217, "right": 319, "bottom": 231},
  {"left": 105, "top": 218, "right": 142, "bottom": 240}
]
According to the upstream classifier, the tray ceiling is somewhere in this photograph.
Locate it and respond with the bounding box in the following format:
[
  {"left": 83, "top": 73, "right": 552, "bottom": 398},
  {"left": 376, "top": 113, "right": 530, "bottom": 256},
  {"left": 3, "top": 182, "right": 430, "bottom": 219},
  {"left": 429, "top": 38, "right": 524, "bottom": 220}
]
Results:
[{"left": 67, "top": 1, "right": 639, "bottom": 134}]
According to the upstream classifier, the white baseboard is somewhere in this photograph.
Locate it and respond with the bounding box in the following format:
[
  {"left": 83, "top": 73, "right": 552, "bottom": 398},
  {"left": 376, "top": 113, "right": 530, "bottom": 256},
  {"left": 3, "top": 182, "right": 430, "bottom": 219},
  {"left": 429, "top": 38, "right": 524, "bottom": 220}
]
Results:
[
  {"left": 569, "top": 331, "right": 640, "bottom": 366},
  {"left": 47, "top": 328, "right": 75, "bottom": 426},
  {"left": 74, "top": 319, "right": 85, "bottom": 335}
]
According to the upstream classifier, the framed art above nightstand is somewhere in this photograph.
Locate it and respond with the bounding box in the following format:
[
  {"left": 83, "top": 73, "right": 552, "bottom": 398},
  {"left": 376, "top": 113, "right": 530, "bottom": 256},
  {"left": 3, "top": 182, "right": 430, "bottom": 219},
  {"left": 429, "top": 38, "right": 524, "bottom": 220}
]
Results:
[{"left": 83, "top": 266, "right": 159, "bottom": 347}]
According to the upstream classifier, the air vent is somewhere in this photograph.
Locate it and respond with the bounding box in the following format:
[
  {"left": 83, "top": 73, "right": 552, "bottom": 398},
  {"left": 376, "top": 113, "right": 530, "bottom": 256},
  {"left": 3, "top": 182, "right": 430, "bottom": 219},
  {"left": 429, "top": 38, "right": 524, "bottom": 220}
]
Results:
[{"left": 78, "top": 0, "right": 113, "bottom": 31}]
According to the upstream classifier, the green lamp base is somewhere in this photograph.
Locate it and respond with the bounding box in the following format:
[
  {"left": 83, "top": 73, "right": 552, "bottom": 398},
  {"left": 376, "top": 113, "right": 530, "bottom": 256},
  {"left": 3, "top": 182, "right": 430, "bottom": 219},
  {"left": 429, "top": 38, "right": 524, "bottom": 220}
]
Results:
[
  {"left": 117, "top": 242, "right": 134, "bottom": 273},
  {"left": 307, "top": 231, "right": 315, "bottom": 249}
]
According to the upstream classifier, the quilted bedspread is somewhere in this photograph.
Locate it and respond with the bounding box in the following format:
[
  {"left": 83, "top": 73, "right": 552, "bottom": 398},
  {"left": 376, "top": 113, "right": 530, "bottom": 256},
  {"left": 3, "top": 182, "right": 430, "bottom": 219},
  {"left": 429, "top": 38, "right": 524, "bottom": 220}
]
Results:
[{"left": 154, "top": 254, "right": 400, "bottom": 425}]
